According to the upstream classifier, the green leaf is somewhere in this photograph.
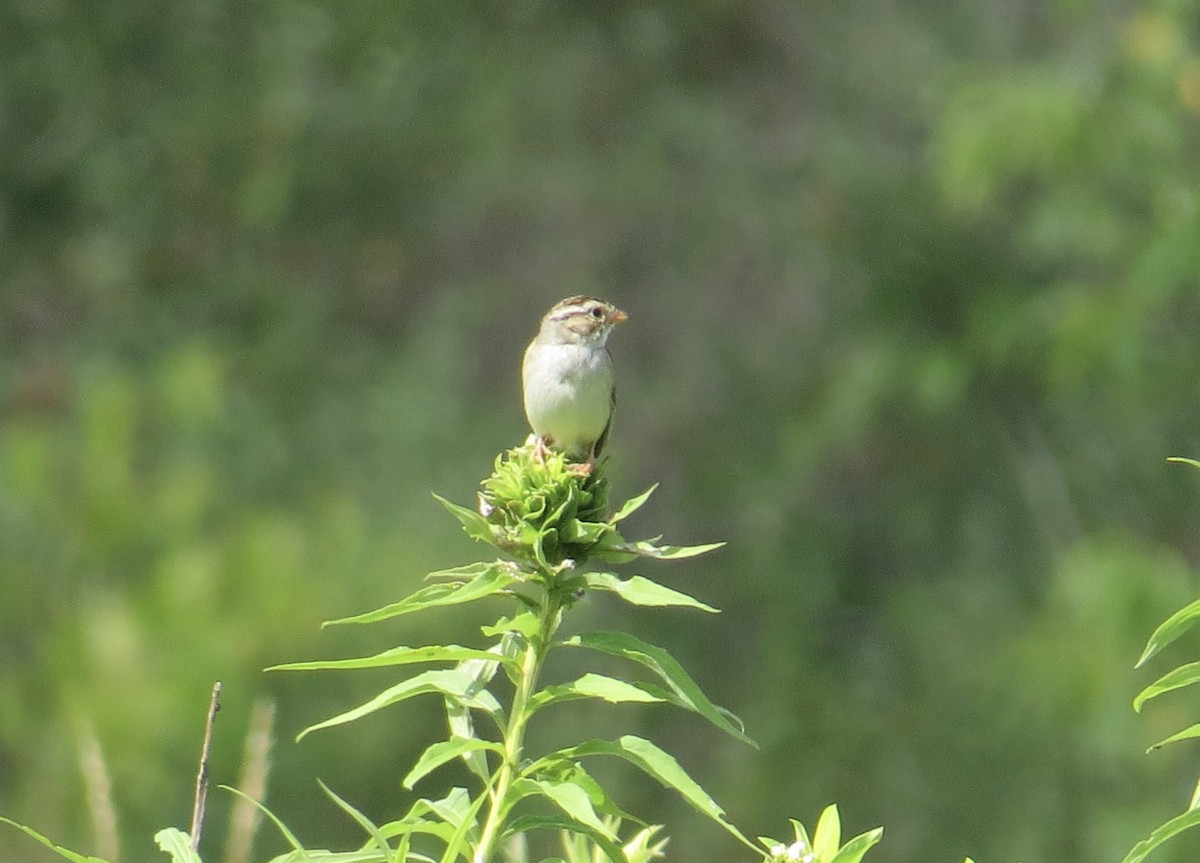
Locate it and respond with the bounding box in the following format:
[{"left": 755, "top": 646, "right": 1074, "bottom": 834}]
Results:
[
  {"left": 221, "top": 785, "right": 306, "bottom": 853},
  {"left": 1167, "top": 457, "right": 1200, "bottom": 470},
  {"left": 519, "top": 761, "right": 642, "bottom": 832},
  {"left": 1121, "top": 806, "right": 1200, "bottom": 863},
  {"left": 404, "top": 738, "right": 504, "bottom": 789},
  {"left": 813, "top": 805, "right": 841, "bottom": 860},
  {"left": 481, "top": 611, "right": 541, "bottom": 638},
  {"left": 610, "top": 485, "right": 658, "bottom": 524},
  {"left": 546, "top": 736, "right": 756, "bottom": 851},
  {"left": 297, "top": 669, "right": 500, "bottom": 740},
  {"left": 446, "top": 649, "right": 507, "bottom": 780},
  {"left": 445, "top": 693, "right": 490, "bottom": 782},
  {"left": 318, "top": 780, "right": 392, "bottom": 859},
  {"left": 429, "top": 786, "right": 490, "bottom": 863},
  {"left": 787, "top": 818, "right": 812, "bottom": 851},
  {"left": 621, "top": 824, "right": 669, "bottom": 863},
  {"left": 422, "top": 786, "right": 474, "bottom": 831},
  {"left": 154, "top": 829, "right": 201, "bottom": 863},
  {"left": 434, "top": 494, "right": 496, "bottom": 545},
  {"left": 592, "top": 546, "right": 639, "bottom": 565},
  {"left": 383, "top": 788, "right": 482, "bottom": 863},
  {"left": 561, "top": 631, "right": 756, "bottom": 746},
  {"left": 378, "top": 798, "right": 464, "bottom": 846},
  {"left": 561, "top": 520, "right": 612, "bottom": 544},
  {"left": 609, "top": 540, "right": 726, "bottom": 560},
  {"left": 0, "top": 817, "right": 114, "bottom": 863},
  {"left": 529, "top": 673, "right": 667, "bottom": 712},
  {"left": 585, "top": 572, "right": 718, "bottom": 613},
  {"left": 268, "top": 644, "right": 515, "bottom": 673},
  {"left": 828, "top": 827, "right": 884, "bottom": 863},
  {"left": 511, "top": 779, "right": 615, "bottom": 838},
  {"left": 1147, "top": 722, "right": 1200, "bottom": 752},
  {"left": 1134, "top": 661, "right": 1200, "bottom": 712},
  {"left": 1136, "top": 598, "right": 1200, "bottom": 668},
  {"left": 263, "top": 851, "right": 391, "bottom": 862},
  {"left": 325, "top": 564, "right": 518, "bottom": 626},
  {"left": 424, "top": 562, "right": 510, "bottom": 582},
  {"left": 500, "top": 815, "right": 628, "bottom": 863}
]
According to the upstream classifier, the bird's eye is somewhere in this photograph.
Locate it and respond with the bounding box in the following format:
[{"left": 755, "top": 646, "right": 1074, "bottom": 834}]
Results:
[{"left": 590, "top": 306, "right": 604, "bottom": 319}]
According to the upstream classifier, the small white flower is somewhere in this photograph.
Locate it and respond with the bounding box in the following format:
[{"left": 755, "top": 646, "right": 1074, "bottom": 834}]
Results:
[
  {"left": 785, "top": 839, "right": 808, "bottom": 861},
  {"left": 770, "top": 843, "right": 788, "bottom": 858}
]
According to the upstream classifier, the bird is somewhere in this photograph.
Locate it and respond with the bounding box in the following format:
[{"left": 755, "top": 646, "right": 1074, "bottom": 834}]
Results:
[{"left": 521, "top": 296, "right": 629, "bottom": 471}]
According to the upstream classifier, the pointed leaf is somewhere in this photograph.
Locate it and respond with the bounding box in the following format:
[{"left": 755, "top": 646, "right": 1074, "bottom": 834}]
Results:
[
  {"left": 263, "top": 852, "right": 387, "bottom": 863},
  {"left": 609, "top": 540, "right": 725, "bottom": 560},
  {"left": 268, "top": 644, "right": 515, "bottom": 673},
  {"left": 423, "top": 561, "right": 511, "bottom": 582},
  {"left": 530, "top": 673, "right": 667, "bottom": 712},
  {"left": 0, "top": 817, "right": 115, "bottom": 863},
  {"left": 433, "top": 494, "right": 496, "bottom": 545},
  {"left": 221, "top": 785, "right": 307, "bottom": 852},
  {"left": 381, "top": 795, "right": 468, "bottom": 845},
  {"left": 153, "top": 829, "right": 201, "bottom": 863},
  {"left": 1134, "top": 662, "right": 1200, "bottom": 712},
  {"left": 318, "top": 780, "right": 392, "bottom": 858},
  {"left": 444, "top": 694, "right": 490, "bottom": 782},
  {"left": 1121, "top": 806, "right": 1200, "bottom": 863},
  {"left": 1136, "top": 598, "right": 1200, "bottom": 668},
  {"left": 547, "top": 736, "right": 755, "bottom": 850},
  {"left": 547, "top": 763, "right": 642, "bottom": 826},
  {"left": 446, "top": 648, "right": 507, "bottom": 778},
  {"left": 813, "top": 806, "right": 841, "bottom": 861},
  {"left": 481, "top": 611, "right": 541, "bottom": 639},
  {"left": 500, "top": 815, "right": 628, "bottom": 863},
  {"left": 593, "top": 547, "right": 639, "bottom": 565},
  {"left": 1146, "top": 722, "right": 1200, "bottom": 751},
  {"left": 325, "top": 564, "right": 518, "bottom": 626},
  {"left": 586, "top": 572, "right": 718, "bottom": 613},
  {"left": 561, "top": 631, "right": 756, "bottom": 746},
  {"left": 561, "top": 520, "right": 612, "bottom": 544},
  {"left": 610, "top": 485, "right": 658, "bottom": 524},
  {"left": 297, "top": 669, "right": 500, "bottom": 740},
  {"left": 417, "top": 786, "right": 474, "bottom": 832},
  {"left": 788, "top": 818, "right": 812, "bottom": 850},
  {"left": 404, "top": 739, "right": 504, "bottom": 789},
  {"left": 511, "top": 779, "right": 615, "bottom": 838},
  {"left": 829, "top": 827, "right": 884, "bottom": 863}
]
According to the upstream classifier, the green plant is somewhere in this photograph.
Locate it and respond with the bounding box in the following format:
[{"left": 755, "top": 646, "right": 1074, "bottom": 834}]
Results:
[
  {"left": 1124, "top": 458, "right": 1200, "bottom": 863},
  {"left": 3, "top": 443, "right": 884, "bottom": 863},
  {"left": 265, "top": 443, "right": 754, "bottom": 863},
  {"left": 757, "top": 805, "right": 881, "bottom": 863}
]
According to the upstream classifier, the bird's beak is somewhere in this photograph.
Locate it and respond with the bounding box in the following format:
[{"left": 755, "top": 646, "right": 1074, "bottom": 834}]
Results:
[{"left": 608, "top": 307, "right": 629, "bottom": 325}]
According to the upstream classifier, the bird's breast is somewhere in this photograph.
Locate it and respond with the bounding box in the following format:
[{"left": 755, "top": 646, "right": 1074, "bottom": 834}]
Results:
[{"left": 522, "top": 343, "right": 613, "bottom": 453}]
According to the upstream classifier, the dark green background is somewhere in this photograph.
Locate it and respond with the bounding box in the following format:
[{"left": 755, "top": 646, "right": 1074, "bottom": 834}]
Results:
[{"left": 4, "top": 1, "right": 1200, "bottom": 861}]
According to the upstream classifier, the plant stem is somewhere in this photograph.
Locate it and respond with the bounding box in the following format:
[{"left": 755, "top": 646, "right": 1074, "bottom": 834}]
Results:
[{"left": 473, "top": 596, "right": 560, "bottom": 863}]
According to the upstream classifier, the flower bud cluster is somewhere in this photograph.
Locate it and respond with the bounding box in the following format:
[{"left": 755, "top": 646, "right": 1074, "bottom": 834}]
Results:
[{"left": 477, "top": 443, "right": 611, "bottom": 569}]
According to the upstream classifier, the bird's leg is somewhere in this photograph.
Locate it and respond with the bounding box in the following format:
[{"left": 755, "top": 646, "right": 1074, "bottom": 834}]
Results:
[{"left": 531, "top": 436, "right": 551, "bottom": 462}]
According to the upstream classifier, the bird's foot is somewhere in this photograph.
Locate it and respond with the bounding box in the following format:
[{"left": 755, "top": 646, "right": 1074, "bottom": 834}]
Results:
[{"left": 567, "top": 460, "right": 594, "bottom": 477}]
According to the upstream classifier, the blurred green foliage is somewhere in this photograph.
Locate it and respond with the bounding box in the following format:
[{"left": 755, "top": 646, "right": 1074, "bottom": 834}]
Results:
[{"left": 4, "top": 1, "right": 1200, "bottom": 862}]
